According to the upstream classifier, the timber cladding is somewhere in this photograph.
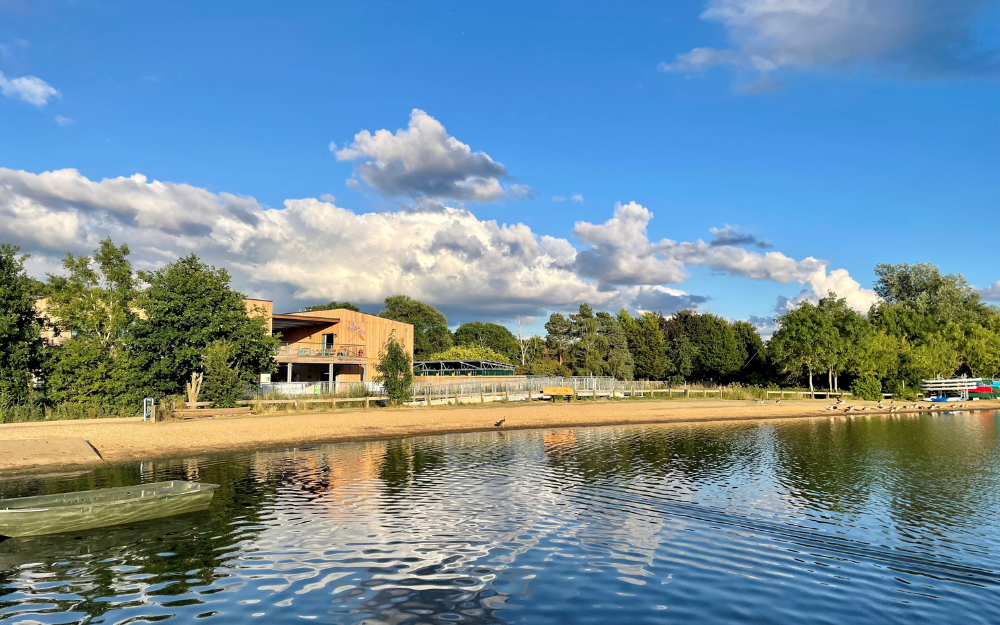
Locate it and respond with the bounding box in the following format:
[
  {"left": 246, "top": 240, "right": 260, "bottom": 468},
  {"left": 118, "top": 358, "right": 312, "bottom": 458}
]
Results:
[
  {"left": 245, "top": 301, "right": 414, "bottom": 379},
  {"left": 293, "top": 308, "right": 415, "bottom": 369}
]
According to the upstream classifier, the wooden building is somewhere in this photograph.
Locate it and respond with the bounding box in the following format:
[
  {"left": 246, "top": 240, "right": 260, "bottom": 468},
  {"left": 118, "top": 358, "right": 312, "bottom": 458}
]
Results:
[{"left": 246, "top": 300, "right": 414, "bottom": 384}]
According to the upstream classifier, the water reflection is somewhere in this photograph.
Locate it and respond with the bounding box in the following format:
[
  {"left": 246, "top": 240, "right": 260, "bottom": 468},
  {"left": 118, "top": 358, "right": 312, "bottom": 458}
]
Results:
[{"left": 0, "top": 411, "right": 998, "bottom": 624}]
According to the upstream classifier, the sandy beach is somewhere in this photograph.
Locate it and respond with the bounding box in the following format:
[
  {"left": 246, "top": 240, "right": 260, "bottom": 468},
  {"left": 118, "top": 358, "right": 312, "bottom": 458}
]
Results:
[{"left": 2, "top": 398, "right": 997, "bottom": 473}]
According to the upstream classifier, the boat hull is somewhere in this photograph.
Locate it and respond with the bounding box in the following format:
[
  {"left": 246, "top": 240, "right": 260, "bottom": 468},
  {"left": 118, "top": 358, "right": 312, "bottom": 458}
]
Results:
[{"left": 0, "top": 481, "right": 218, "bottom": 538}]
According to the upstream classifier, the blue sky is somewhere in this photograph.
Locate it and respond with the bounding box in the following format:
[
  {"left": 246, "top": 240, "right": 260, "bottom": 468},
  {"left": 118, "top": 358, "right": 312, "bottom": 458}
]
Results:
[{"left": 2, "top": 0, "right": 999, "bottom": 332}]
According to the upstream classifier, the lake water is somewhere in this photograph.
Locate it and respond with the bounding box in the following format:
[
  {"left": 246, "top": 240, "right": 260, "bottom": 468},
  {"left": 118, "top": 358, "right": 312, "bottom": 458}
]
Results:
[{"left": 1, "top": 411, "right": 999, "bottom": 624}]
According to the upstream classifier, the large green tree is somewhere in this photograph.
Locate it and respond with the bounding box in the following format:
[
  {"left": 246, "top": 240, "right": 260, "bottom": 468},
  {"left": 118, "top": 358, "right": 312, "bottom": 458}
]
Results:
[
  {"left": 129, "top": 254, "right": 278, "bottom": 399},
  {"left": 596, "top": 311, "right": 635, "bottom": 380},
  {"left": 544, "top": 313, "right": 573, "bottom": 366},
  {"left": 618, "top": 310, "right": 668, "bottom": 380},
  {"left": 379, "top": 295, "right": 452, "bottom": 359},
  {"left": 873, "top": 262, "right": 990, "bottom": 329},
  {"left": 0, "top": 244, "right": 44, "bottom": 403},
  {"left": 769, "top": 302, "right": 837, "bottom": 396},
  {"left": 453, "top": 321, "right": 520, "bottom": 363},
  {"left": 570, "top": 304, "right": 604, "bottom": 375},
  {"left": 44, "top": 239, "right": 138, "bottom": 406}
]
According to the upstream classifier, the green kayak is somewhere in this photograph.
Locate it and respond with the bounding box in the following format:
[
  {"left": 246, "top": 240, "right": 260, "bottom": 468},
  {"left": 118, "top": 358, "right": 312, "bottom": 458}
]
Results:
[{"left": 0, "top": 480, "right": 218, "bottom": 538}]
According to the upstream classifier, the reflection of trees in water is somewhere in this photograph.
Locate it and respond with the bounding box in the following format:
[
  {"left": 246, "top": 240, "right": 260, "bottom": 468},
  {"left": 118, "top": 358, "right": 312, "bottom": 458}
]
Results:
[
  {"left": 543, "top": 425, "right": 750, "bottom": 485},
  {"left": 772, "top": 413, "right": 1000, "bottom": 532},
  {"left": 379, "top": 438, "right": 448, "bottom": 495},
  {"left": 0, "top": 454, "right": 281, "bottom": 623}
]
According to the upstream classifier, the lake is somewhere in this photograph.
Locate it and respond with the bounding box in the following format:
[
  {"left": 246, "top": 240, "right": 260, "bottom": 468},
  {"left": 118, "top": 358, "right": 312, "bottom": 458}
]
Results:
[{"left": 1, "top": 411, "right": 999, "bottom": 624}]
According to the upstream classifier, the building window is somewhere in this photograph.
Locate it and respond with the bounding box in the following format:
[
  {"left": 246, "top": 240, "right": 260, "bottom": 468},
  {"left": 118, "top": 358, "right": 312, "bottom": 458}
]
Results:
[{"left": 322, "top": 333, "right": 336, "bottom": 349}]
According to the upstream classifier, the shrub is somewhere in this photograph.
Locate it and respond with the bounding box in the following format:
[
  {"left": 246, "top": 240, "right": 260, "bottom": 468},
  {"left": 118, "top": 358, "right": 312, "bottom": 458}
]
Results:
[
  {"left": 201, "top": 341, "right": 245, "bottom": 408},
  {"left": 377, "top": 336, "right": 413, "bottom": 406},
  {"left": 850, "top": 375, "right": 883, "bottom": 401}
]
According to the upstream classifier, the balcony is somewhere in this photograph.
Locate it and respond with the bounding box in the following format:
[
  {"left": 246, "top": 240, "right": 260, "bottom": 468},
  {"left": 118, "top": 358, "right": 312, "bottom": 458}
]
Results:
[{"left": 275, "top": 342, "right": 367, "bottom": 363}]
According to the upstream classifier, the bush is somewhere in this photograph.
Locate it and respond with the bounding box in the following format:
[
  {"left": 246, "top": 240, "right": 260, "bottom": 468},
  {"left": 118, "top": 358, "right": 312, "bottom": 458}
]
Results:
[
  {"left": 201, "top": 341, "right": 245, "bottom": 408},
  {"left": 850, "top": 375, "right": 883, "bottom": 401},
  {"left": 376, "top": 336, "right": 413, "bottom": 406}
]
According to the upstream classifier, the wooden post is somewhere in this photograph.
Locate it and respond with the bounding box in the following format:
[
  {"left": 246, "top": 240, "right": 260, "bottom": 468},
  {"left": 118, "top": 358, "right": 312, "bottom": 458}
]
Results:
[
  {"left": 364, "top": 396, "right": 370, "bottom": 408},
  {"left": 528, "top": 389, "right": 533, "bottom": 401}
]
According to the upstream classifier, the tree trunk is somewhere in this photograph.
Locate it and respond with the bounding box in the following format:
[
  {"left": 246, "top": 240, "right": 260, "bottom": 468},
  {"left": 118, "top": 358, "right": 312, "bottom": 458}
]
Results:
[
  {"left": 808, "top": 367, "right": 814, "bottom": 399},
  {"left": 835, "top": 374, "right": 839, "bottom": 392},
  {"left": 828, "top": 368, "right": 833, "bottom": 393}
]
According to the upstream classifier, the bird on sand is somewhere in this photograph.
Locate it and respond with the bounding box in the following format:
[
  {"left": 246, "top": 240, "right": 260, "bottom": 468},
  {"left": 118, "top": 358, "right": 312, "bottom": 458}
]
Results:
[
  {"left": 775, "top": 400, "right": 782, "bottom": 405},
  {"left": 494, "top": 416, "right": 507, "bottom": 428}
]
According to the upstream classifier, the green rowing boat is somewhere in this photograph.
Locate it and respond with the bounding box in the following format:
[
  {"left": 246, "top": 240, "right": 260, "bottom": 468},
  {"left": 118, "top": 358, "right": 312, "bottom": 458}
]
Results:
[{"left": 0, "top": 480, "right": 219, "bottom": 538}]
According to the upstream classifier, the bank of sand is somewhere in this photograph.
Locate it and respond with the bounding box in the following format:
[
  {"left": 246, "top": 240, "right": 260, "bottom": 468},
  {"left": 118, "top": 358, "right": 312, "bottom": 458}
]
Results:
[{"left": 2, "top": 398, "right": 998, "bottom": 473}]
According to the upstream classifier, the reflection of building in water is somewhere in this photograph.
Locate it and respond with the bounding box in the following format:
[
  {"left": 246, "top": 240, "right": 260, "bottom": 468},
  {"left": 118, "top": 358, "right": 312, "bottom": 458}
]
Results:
[{"left": 543, "top": 430, "right": 577, "bottom": 453}]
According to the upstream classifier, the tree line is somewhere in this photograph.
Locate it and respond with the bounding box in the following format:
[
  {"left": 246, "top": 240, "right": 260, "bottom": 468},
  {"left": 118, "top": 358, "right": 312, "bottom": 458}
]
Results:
[
  {"left": 2, "top": 237, "right": 998, "bottom": 419},
  {"left": 368, "top": 264, "right": 1000, "bottom": 400}
]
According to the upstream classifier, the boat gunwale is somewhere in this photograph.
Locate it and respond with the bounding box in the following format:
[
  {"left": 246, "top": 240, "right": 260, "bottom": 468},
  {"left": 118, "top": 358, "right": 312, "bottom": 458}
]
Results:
[{"left": 0, "top": 481, "right": 219, "bottom": 511}]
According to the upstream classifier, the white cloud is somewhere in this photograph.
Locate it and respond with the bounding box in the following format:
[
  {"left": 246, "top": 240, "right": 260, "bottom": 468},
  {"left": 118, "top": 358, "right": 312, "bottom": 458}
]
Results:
[
  {"left": 327, "top": 141, "right": 337, "bottom": 152},
  {"left": 975, "top": 280, "right": 1000, "bottom": 301},
  {"left": 571, "top": 194, "right": 584, "bottom": 203},
  {"left": 0, "top": 71, "right": 59, "bottom": 106},
  {"left": 552, "top": 195, "right": 566, "bottom": 202},
  {"left": 661, "top": 0, "right": 998, "bottom": 82},
  {"left": 0, "top": 168, "right": 877, "bottom": 318},
  {"left": 573, "top": 201, "right": 687, "bottom": 286},
  {"left": 0, "top": 167, "right": 610, "bottom": 319},
  {"left": 335, "top": 109, "right": 515, "bottom": 202},
  {"left": 572, "top": 201, "right": 878, "bottom": 312},
  {"left": 54, "top": 115, "right": 73, "bottom": 126}
]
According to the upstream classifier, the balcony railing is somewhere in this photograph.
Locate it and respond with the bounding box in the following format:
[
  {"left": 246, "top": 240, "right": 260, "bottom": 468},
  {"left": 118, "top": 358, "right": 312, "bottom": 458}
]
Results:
[{"left": 277, "top": 343, "right": 367, "bottom": 358}]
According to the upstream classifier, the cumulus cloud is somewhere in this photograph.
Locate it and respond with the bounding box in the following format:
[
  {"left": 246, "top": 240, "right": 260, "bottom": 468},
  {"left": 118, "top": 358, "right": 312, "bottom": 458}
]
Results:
[
  {"left": 0, "top": 168, "right": 878, "bottom": 319},
  {"left": 572, "top": 201, "right": 878, "bottom": 312},
  {"left": 660, "top": 0, "right": 999, "bottom": 83},
  {"left": 335, "top": 109, "right": 520, "bottom": 202},
  {"left": 573, "top": 202, "right": 687, "bottom": 286},
  {"left": 975, "top": 280, "right": 1000, "bottom": 301},
  {"left": 0, "top": 71, "right": 59, "bottom": 106},
  {"left": 571, "top": 194, "right": 584, "bottom": 202},
  {"left": 709, "top": 224, "right": 772, "bottom": 249},
  {"left": 0, "top": 167, "right": 610, "bottom": 319}
]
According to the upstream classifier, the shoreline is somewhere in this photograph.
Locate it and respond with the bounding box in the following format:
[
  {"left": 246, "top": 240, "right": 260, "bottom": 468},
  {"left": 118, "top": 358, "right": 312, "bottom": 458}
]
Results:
[{"left": 2, "top": 398, "right": 998, "bottom": 474}]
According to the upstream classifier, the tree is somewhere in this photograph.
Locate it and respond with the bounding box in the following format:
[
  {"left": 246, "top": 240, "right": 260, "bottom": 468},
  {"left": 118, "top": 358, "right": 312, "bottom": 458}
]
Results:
[
  {"left": 544, "top": 313, "right": 573, "bottom": 366},
  {"left": 960, "top": 325, "right": 1000, "bottom": 378},
  {"left": 618, "top": 310, "right": 668, "bottom": 380},
  {"left": 201, "top": 341, "right": 245, "bottom": 408},
  {"left": 376, "top": 335, "right": 413, "bottom": 405},
  {"left": 304, "top": 300, "right": 360, "bottom": 312},
  {"left": 570, "top": 304, "right": 604, "bottom": 376},
  {"left": 818, "top": 293, "right": 871, "bottom": 392},
  {"left": 0, "top": 244, "right": 44, "bottom": 403},
  {"left": 769, "top": 302, "right": 837, "bottom": 396},
  {"left": 426, "top": 345, "right": 512, "bottom": 363},
  {"left": 597, "top": 311, "right": 634, "bottom": 380},
  {"left": 130, "top": 254, "right": 278, "bottom": 399},
  {"left": 873, "top": 262, "right": 990, "bottom": 328},
  {"left": 44, "top": 239, "right": 138, "bottom": 406},
  {"left": 731, "top": 320, "right": 767, "bottom": 384},
  {"left": 379, "top": 295, "right": 452, "bottom": 359},
  {"left": 453, "top": 321, "right": 520, "bottom": 363}
]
